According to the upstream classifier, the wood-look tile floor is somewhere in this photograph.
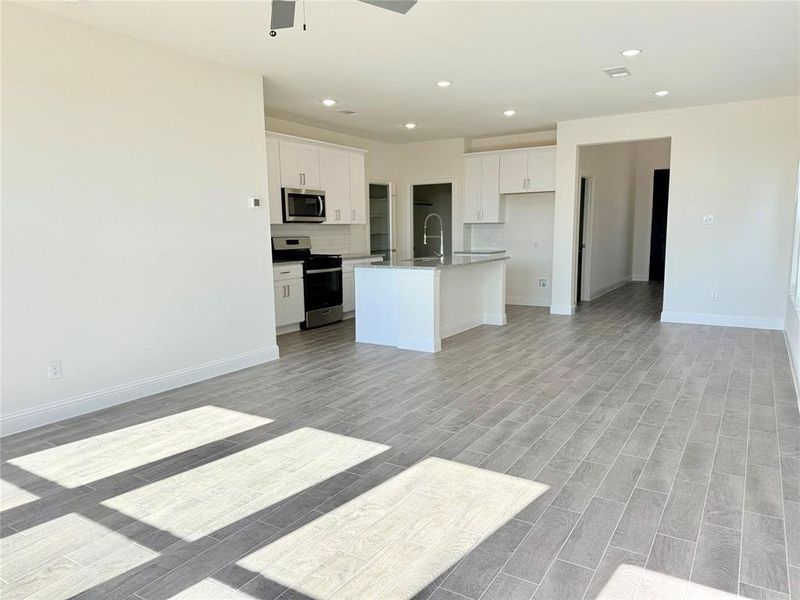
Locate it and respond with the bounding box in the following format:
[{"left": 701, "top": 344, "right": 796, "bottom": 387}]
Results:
[{"left": 1, "top": 282, "right": 799, "bottom": 600}]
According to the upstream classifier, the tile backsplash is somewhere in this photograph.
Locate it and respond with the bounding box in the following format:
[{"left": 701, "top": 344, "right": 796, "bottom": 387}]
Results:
[
  {"left": 464, "top": 223, "right": 506, "bottom": 251},
  {"left": 270, "top": 223, "right": 368, "bottom": 255}
]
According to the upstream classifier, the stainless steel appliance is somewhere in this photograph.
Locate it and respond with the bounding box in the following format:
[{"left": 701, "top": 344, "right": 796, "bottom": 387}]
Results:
[
  {"left": 272, "top": 236, "right": 343, "bottom": 329},
  {"left": 282, "top": 188, "right": 325, "bottom": 223}
]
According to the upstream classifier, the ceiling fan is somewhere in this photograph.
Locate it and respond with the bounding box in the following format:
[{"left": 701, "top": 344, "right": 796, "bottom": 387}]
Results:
[{"left": 269, "top": 0, "right": 417, "bottom": 36}]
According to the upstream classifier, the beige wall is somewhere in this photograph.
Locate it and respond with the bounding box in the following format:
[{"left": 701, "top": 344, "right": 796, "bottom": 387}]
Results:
[
  {"left": 1, "top": 4, "right": 277, "bottom": 433},
  {"left": 553, "top": 96, "right": 799, "bottom": 327}
]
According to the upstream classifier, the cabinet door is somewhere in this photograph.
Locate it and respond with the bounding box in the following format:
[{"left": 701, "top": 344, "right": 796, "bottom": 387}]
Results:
[
  {"left": 498, "top": 152, "right": 528, "bottom": 194},
  {"left": 285, "top": 279, "right": 305, "bottom": 323},
  {"left": 463, "top": 156, "right": 482, "bottom": 223},
  {"left": 319, "top": 148, "right": 350, "bottom": 224},
  {"left": 480, "top": 155, "right": 502, "bottom": 222},
  {"left": 278, "top": 141, "right": 301, "bottom": 188},
  {"left": 527, "top": 147, "right": 556, "bottom": 192},
  {"left": 266, "top": 136, "right": 283, "bottom": 225},
  {"left": 342, "top": 271, "right": 355, "bottom": 312},
  {"left": 297, "top": 144, "right": 320, "bottom": 189},
  {"left": 348, "top": 153, "right": 366, "bottom": 224},
  {"left": 273, "top": 282, "right": 290, "bottom": 327},
  {"left": 279, "top": 141, "right": 320, "bottom": 189}
]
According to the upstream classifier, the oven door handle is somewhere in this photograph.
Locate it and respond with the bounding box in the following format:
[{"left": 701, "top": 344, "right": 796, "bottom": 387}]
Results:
[
  {"left": 305, "top": 267, "right": 342, "bottom": 274},
  {"left": 317, "top": 196, "right": 324, "bottom": 217}
]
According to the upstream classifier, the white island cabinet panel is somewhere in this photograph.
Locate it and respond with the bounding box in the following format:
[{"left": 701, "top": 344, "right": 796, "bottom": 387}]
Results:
[{"left": 355, "top": 256, "right": 508, "bottom": 353}]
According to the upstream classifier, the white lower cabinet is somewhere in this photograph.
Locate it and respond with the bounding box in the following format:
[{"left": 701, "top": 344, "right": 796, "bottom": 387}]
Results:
[
  {"left": 343, "top": 271, "right": 356, "bottom": 313},
  {"left": 273, "top": 264, "right": 304, "bottom": 329}
]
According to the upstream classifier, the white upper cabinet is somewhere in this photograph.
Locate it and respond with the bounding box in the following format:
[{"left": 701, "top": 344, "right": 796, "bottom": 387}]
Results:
[
  {"left": 480, "top": 154, "right": 502, "bottom": 222},
  {"left": 498, "top": 147, "right": 556, "bottom": 194},
  {"left": 463, "top": 156, "right": 483, "bottom": 224},
  {"left": 463, "top": 155, "right": 503, "bottom": 223},
  {"left": 499, "top": 152, "right": 528, "bottom": 194},
  {"left": 279, "top": 140, "right": 320, "bottom": 189},
  {"left": 266, "top": 136, "right": 283, "bottom": 225},
  {"left": 526, "top": 147, "right": 556, "bottom": 192},
  {"left": 319, "top": 148, "right": 351, "bottom": 224},
  {"left": 348, "top": 153, "right": 366, "bottom": 224},
  {"left": 266, "top": 132, "right": 368, "bottom": 226}
]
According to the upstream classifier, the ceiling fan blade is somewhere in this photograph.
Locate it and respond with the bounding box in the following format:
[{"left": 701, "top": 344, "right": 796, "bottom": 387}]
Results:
[
  {"left": 358, "top": 0, "right": 417, "bottom": 15},
  {"left": 270, "top": 0, "right": 296, "bottom": 30}
]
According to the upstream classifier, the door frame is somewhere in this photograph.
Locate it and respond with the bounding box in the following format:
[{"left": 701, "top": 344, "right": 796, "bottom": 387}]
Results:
[
  {"left": 577, "top": 175, "right": 595, "bottom": 303},
  {"left": 406, "top": 179, "right": 454, "bottom": 259},
  {"left": 368, "top": 180, "right": 395, "bottom": 257}
]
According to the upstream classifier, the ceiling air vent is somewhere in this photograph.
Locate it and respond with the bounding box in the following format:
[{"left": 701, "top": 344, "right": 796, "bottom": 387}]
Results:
[
  {"left": 603, "top": 66, "right": 631, "bottom": 78},
  {"left": 337, "top": 108, "right": 359, "bottom": 116}
]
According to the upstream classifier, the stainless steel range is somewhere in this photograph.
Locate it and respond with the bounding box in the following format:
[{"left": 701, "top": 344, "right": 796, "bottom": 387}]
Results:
[{"left": 272, "top": 236, "right": 343, "bottom": 329}]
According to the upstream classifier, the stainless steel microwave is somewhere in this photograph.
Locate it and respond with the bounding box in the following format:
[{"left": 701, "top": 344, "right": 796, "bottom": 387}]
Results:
[{"left": 282, "top": 188, "right": 326, "bottom": 223}]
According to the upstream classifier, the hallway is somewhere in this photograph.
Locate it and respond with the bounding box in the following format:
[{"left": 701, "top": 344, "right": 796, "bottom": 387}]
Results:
[{"left": 1, "top": 283, "right": 798, "bottom": 599}]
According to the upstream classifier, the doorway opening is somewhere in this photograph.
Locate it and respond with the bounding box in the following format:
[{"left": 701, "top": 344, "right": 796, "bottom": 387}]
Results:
[
  {"left": 369, "top": 183, "right": 393, "bottom": 261},
  {"left": 412, "top": 183, "right": 452, "bottom": 258},
  {"left": 576, "top": 177, "right": 590, "bottom": 304},
  {"left": 648, "top": 169, "right": 670, "bottom": 281}
]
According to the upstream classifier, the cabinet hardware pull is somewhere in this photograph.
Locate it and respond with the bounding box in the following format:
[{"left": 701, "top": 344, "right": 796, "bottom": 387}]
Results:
[
  {"left": 351, "top": 209, "right": 355, "bottom": 221},
  {"left": 280, "top": 271, "right": 290, "bottom": 274}
]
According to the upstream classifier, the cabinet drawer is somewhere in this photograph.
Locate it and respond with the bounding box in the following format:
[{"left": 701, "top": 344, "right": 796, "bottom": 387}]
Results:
[{"left": 273, "top": 263, "right": 303, "bottom": 281}]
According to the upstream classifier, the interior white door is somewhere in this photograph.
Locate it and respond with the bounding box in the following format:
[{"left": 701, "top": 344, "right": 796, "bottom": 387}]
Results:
[
  {"left": 527, "top": 148, "right": 557, "bottom": 192},
  {"left": 499, "top": 152, "right": 528, "bottom": 194},
  {"left": 266, "top": 136, "right": 283, "bottom": 225},
  {"left": 463, "top": 156, "right": 482, "bottom": 223},
  {"left": 348, "top": 153, "right": 366, "bottom": 224},
  {"left": 319, "top": 148, "right": 350, "bottom": 224},
  {"left": 480, "top": 155, "right": 502, "bottom": 222}
]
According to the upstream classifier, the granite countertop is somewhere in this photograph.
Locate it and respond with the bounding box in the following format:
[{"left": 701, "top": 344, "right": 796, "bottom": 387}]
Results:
[
  {"left": 340, "top": 253, "right": 385, "bottom": 261},
  {"left": 356, "top": 254, "right": 510, "bottom": 270},
  {"left": 453, "top": 250, "right": 506, "bottom": 255}
]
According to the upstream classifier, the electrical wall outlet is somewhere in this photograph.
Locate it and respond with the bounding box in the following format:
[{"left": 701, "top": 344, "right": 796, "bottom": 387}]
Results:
[
  {"left": 249, "top": 197, "right": 262, "bottom": 208},
  {"left": 702, "top": 214, "right": 715, "bottom": 225},
  {"left": 710, "top": 291, "right": 719, "bottom": 301},
  {"left": 538, "top": 278, "right": 549, "bottom": 288},
  {"left": 48, "top": 360, "right": 62, "bottom": 380}
]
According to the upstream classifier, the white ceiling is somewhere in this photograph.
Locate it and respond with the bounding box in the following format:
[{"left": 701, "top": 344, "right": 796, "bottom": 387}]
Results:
[{"left": 28, "top": 1, "right": 799, "bottom": 142}]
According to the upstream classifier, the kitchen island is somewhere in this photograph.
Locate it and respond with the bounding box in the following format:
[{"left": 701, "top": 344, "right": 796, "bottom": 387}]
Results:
[{"left": 354, "top": 254, "right": 509, "bottom": 352}]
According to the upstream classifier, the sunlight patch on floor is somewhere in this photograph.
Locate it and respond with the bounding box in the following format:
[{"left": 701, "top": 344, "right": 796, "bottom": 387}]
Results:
[
  {"left": 8, "top": 406, "right": 273, "bottom": 488},
  {"left": 0, "top": 513, "right": 157, "bottom": 599},
  {"left": 102, "top": 427, "right": 389, "bottom": 541},
  {"left": 0, "top": 478, "right": 40, "bottom": 511},
  {"left": 597, "top": 565, "right": 739, "bottom": 600},
  {"left": 168, "top": 579, "right": 256, "bottom": 599},
  {"left": 237, "top": 457, "right": 549, "bottom": 600}
]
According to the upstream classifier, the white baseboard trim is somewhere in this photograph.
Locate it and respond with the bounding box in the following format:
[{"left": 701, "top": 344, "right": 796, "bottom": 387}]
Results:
[
  {"left": 632, "top": 274, "right": 650, "bottom": 282},
  {"left": 660, "top": 311, "right": 784, "bottom": 330},
  {"left": 0, "top": 346, "right": 280, "bottom": 436},
  {"left": 550, "top": 304, "right": 576, "bottom": 315},
  {"left": 506, "top": 295, "right": 551, "bottom": 307},
  {"left": 441, "top": 315, "right": 483, "bottom": 339},
  {"left": 783, "top": 329, "right": 800, "bottom": 408},
  {"left": 398, "top": 336, "right": 441, "bottom": 353},
  {"left": 589, "top": 275, "right": 633, "bottom": 301},
  {"left": 483, "top": 312, "right": 507, "bottom": 326}
]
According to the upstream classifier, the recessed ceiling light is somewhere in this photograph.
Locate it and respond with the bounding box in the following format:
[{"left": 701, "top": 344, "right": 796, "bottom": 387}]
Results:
[
  {"left": 436, "top": 80, "right": 452, "bottom": 88},
  {"left": 404, "top": 122, "right": 417, "bottom": 129},
  {"left": 603, "top": 66, "right": 631, "bottom": 78},
  {"left": 321, "top": 98, "right": 337, "bottom": 106},
  {"left": 654, "top": 90, "right": 670, "bottom": 97},
  {"left": 620, "top": 49, "right": 642, "bottom": 57},
  {"left": 503, "top": 109, "right": 517, "bottom": 117}
]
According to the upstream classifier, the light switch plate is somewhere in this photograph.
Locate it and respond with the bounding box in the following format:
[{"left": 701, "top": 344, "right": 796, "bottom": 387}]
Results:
[
  {"left": 702, "top": 214, "right": 715, "bottom": 225},
  {"left": 249, "top": 197, "right": 262, "bottom": 209}
]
